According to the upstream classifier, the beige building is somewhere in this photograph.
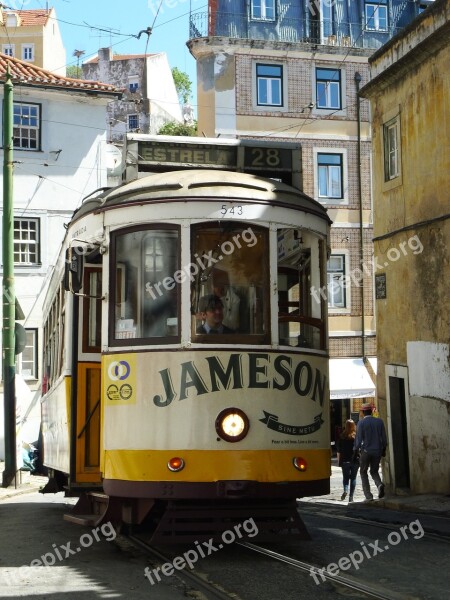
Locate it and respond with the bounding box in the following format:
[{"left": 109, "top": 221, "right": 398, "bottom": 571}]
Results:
[
  {"left": 360, "top": 0, "right": 450, "bottom": 494},
  {"left": 0, "top": 7, "right": 66, "bottom": 75}
]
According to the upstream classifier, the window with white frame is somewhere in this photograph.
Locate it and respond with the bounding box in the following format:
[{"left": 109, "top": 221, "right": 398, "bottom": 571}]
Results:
[
  {"left": 22, "top": 44, "right": 34, "bottom": 61},
  {"left": 318, "top": 153, "right": 343, "bottom": 199},
  {"left": 128, "top": 114, "right": 139, "bottom": 130},
  {"left": 327, "top": 255, "right": 346, "bottom": 309},
  {"left": 256, "top": 64, "right": 283, "bottom": 107},
  {"left": 365, "top": 1, "right": 388, "bottom": 31},
  {"left": 16, "top": 329, "right": 38, "bottom": 380},
  {"left": 14, "top": 219, "right": 40, "bottom": 265},
  {"left": 251, "top": 0, "right": 275, "bottom": 20},
  {"left": 13, "top": 102, "right": 40, "bottom": 150},
  {"left": 316, "top": 67, "right": 341, "bottom": 110},
  {"left": 2, "top": 44, "right": 15, "bottom": 57},
  {"left": 384, "top": 118, "right": 400, "bottom": 181},
  {"left": 6, "top": 13, "right": 20, "bottom": 27}
]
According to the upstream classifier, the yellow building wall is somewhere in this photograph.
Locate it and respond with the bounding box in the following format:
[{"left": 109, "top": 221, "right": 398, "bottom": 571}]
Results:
[{"left": 363, "top": 7, "right": 450, "bottom": 494}]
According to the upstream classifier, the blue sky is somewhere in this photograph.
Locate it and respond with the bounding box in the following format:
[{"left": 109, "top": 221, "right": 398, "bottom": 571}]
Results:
[{"left": 22, "top": 0, "right": 202, "bottom": 109}]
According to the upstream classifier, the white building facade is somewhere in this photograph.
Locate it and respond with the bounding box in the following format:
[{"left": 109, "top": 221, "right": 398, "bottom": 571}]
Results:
[{"left": 0, "top": 53, "right": 121, "bottom": 459}]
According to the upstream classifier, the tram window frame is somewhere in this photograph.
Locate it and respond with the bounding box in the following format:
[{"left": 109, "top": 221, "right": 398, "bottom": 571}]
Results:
[
  {"left": 82, "top": 267, "right": 102, "bottom": 353},
  {"left": 109, "top": 224, "right": 181, "bottom": 346},
  {"left": 42, "top": 281, "right": 65, "bottom": 393},
  {"left": 277, "top": 228, "right": 326, "bottom": 350},
  {"left": 191, "top": 223, "right": 270, "bottom": 345}
]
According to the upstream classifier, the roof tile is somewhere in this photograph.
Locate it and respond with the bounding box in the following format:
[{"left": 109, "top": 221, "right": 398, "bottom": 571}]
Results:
[
  {"left": 0, "top": 52, "right": 123, "bottom": 96},
  {"left": 2, "top": 9, "right": 52, "bottom": 27}
]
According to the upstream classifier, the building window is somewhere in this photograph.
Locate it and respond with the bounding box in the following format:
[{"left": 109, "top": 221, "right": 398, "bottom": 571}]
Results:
[
  {"left": 6, "top": 13, "right": 20, "bottom": 27},
  {"left": 22, "top": 45, "right": 34, "bottom": 61},
  {"left": 2, "top": 44, "right": 14, "bottom": 57},
  {"left": 318, "top": 153, "right": 343, "bottom": 199},
  {"left": 16, "top": 329, "right": 38, "bottom": 380},
  {"left": 128, "top": 76, "right": 139, "bottom": 93},
  {"left": 316, "top": 68, "right": 341, "bottom": 110},
  {"left": 327, "top": 255, "right": 346, "bottom": 309},
  {"left": 14, "top": 219, "right": 40, "bottom": 265},
  {"left": 13, "top": 103, "right": 40, "bottom": 150},
  {"left": 384, "top": 118, "right": 400, "bottom": 180},
  {"left": 128, "top": 114, "right": 139, "bottom": 130},
  {"left": 365, "top": 1, "right": 388, "bottom": 31},
  {"left": 256, "top": 64, "right": 283, "bottom": 107},
  {"left": 251, "top": 0, "right": 275, "bottom": 20}
]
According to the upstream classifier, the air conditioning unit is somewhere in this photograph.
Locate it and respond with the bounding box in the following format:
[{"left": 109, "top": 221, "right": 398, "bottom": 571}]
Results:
[
  {"left": 342, "top": 35, "right": 351, "bottom": 47},
  {"left": 327, "top": 35, "right": 337, "bottom": 45}
]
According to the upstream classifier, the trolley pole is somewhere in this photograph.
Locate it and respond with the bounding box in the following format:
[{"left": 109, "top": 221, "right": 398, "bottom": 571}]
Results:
[{"left": 2, "top": 65, "right": 17, "bottom": 488}]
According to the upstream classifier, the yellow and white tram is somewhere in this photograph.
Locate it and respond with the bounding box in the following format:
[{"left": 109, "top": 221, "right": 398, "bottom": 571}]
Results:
[{"left": 41, "top": 141, "right": 332, "bottom": 540}]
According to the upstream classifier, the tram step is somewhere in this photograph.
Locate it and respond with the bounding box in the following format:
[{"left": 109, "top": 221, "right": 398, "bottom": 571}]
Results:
[
  {"left": 63, "top": 513, "right": 100, "bottom": 527},
  {"left": 63, "top": 492, "right": 121, "bottom": 527}
]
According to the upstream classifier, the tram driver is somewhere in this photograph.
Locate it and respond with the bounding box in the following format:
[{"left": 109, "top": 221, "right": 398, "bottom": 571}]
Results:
[
  {"left": 211, "top": 268, "right": 241, "bottom": 331},
  {"left": 196, "top": 295, "right": 235, "bottom": 334}
]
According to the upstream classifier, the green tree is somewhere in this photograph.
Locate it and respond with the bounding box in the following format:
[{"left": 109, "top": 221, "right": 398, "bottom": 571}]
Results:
[
  {"left": 157, "top": 121, "right": 197, "bottom": 137},
  {"left": 171, "top": 67, "right": 192, "bottom": 104},
  {"left": 66, "top": 65, "right": 82, "bottom": 79}
]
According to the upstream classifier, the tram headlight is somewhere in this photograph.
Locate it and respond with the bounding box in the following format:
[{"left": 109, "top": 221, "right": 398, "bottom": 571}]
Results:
[
  {"left": 167, "top": 457, "right": 185, "bottom": 472},
  {"left": 293, "top": 457, "right": 307, "bottom": 472},
  {"left": 215, "top": 408, "right": 249, "bottom": 443}
]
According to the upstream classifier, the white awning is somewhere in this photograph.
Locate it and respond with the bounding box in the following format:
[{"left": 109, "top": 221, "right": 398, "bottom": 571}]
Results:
[{"left": 329, "top": 358, "right": 376, "bottom": 400}]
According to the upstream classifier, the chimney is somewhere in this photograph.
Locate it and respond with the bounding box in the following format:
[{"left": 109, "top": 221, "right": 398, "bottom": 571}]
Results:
[{"left": 98, "top": 47, "right": 112, "bottom": 63}]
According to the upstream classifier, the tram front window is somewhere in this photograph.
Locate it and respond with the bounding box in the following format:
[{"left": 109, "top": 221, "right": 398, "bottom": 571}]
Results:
[
  {"left": 191, "top": 223, "right": 269, "bottom": 343},
  {"left": 111, "top": 227, "right": 180, "bottom": 343},
  {"left": 277, "top": 228, "right": 326, "bottom": 350}
]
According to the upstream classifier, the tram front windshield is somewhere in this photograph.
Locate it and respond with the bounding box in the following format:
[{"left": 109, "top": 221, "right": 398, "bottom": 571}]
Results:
[{"left": 110, "top": 222, "right": 325, "bottom": 348}]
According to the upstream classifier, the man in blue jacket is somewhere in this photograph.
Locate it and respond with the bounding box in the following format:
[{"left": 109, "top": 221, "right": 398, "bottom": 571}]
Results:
[{"left": 354, "top": 403, "right": 387, "bottom": 501}]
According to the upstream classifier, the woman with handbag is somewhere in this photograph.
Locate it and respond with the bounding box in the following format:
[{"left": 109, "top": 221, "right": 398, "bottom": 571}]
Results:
[{"left": 336, "top": 419, "right": 359, "bottom": 503}]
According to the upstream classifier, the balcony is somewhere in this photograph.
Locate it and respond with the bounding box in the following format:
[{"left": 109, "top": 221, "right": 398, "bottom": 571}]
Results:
[{"left": 189, "top": 13, "right": 403, "bottom": 50}]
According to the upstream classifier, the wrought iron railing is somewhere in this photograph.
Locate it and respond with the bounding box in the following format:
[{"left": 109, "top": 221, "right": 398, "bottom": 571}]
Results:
[{"left": 189, "top": 13, "right": 403, "bottom": 50}]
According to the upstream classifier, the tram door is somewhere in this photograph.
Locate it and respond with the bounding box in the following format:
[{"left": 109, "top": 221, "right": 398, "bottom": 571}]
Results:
[{"left": 75, "top": 266, "right": 102, "bottom": 483}]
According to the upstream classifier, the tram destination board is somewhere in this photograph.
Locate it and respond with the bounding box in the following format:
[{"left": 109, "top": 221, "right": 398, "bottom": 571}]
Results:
[{"left": 125, "top": 135, "right": 301, "bottom": 188}]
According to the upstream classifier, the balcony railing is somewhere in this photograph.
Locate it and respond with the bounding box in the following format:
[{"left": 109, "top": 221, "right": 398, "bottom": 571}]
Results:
[{"left": 189, "top": 13, "right": 403, "bottom": 50}]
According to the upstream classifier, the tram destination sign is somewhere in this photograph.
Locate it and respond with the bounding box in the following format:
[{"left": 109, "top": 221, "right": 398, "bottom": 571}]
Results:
[
  {"left": 138, "top": 141, "right": 237, "bottom": 169},
  {"left": 125, "top": 135, "right": 301, "bottom": 187}
]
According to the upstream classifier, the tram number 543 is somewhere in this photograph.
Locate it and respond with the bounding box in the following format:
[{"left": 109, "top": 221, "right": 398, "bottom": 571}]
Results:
[{"left": 221, "top": 204, "right": 243, "bottom": 217}]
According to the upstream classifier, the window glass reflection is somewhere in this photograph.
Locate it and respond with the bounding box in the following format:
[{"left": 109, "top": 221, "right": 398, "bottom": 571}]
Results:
[{"left": 113, "top": 228, "right": 179, "bottom": 342}]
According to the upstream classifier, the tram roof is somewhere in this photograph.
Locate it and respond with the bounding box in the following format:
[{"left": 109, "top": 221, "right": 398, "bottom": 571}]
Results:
[{"left": 72, "top": 170, "right": 332, "bottom": 224}]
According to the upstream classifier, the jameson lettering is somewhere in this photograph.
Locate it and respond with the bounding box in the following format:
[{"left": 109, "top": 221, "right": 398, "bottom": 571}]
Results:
[{"left": 153, "top": 353, "right": 327, "bottom": 407}]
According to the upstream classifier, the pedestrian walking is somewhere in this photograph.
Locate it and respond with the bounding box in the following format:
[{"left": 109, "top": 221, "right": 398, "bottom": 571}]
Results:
[
  {"left": 354, "top": 403, "right": 387, "bottom": 501},
  {"left": 336, "top": 420, "right": 359, "bottom": 503}
]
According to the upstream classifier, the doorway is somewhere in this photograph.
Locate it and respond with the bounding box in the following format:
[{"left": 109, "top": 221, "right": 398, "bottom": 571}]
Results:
[{"left": 386, "top": 365, "right": 411, "bottom": 491}]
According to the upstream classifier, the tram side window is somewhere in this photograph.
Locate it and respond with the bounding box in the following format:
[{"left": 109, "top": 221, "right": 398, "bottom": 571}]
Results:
[
  {"left": 112, "top": 227, "right": 180, "bottom": 344},
  {"left": 191, "top": 223, "right": 269, "bottom": 343},
  {"left": 42, "top": 282, "right": 65, "bottom": 393},
  {"left": 277, "top": 229, "right": 326, "bottom": 350}
]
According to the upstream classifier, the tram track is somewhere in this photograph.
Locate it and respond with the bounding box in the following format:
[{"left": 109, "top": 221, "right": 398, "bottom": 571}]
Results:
[
  {"left": 127, "top": 531, "right": 402, "bottom": 600},
  {"left": 297, "top": 502, "right": 450, "bottom": 543},
  {"left": 237, "top": 541, "right": 402, "bottom": 600},
  {"left": 128, "top": 534, "right": 236, "bottom": 600}
]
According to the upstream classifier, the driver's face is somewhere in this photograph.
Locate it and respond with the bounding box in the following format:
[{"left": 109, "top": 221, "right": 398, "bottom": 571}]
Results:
[{"left": 203, "top": 304, "right": 224, "bottom": 328}]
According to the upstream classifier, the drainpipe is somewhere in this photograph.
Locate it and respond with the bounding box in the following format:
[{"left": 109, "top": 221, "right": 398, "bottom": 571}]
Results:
[{"left": 354, "top": 71, "right": 366, "bottom": 361}]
